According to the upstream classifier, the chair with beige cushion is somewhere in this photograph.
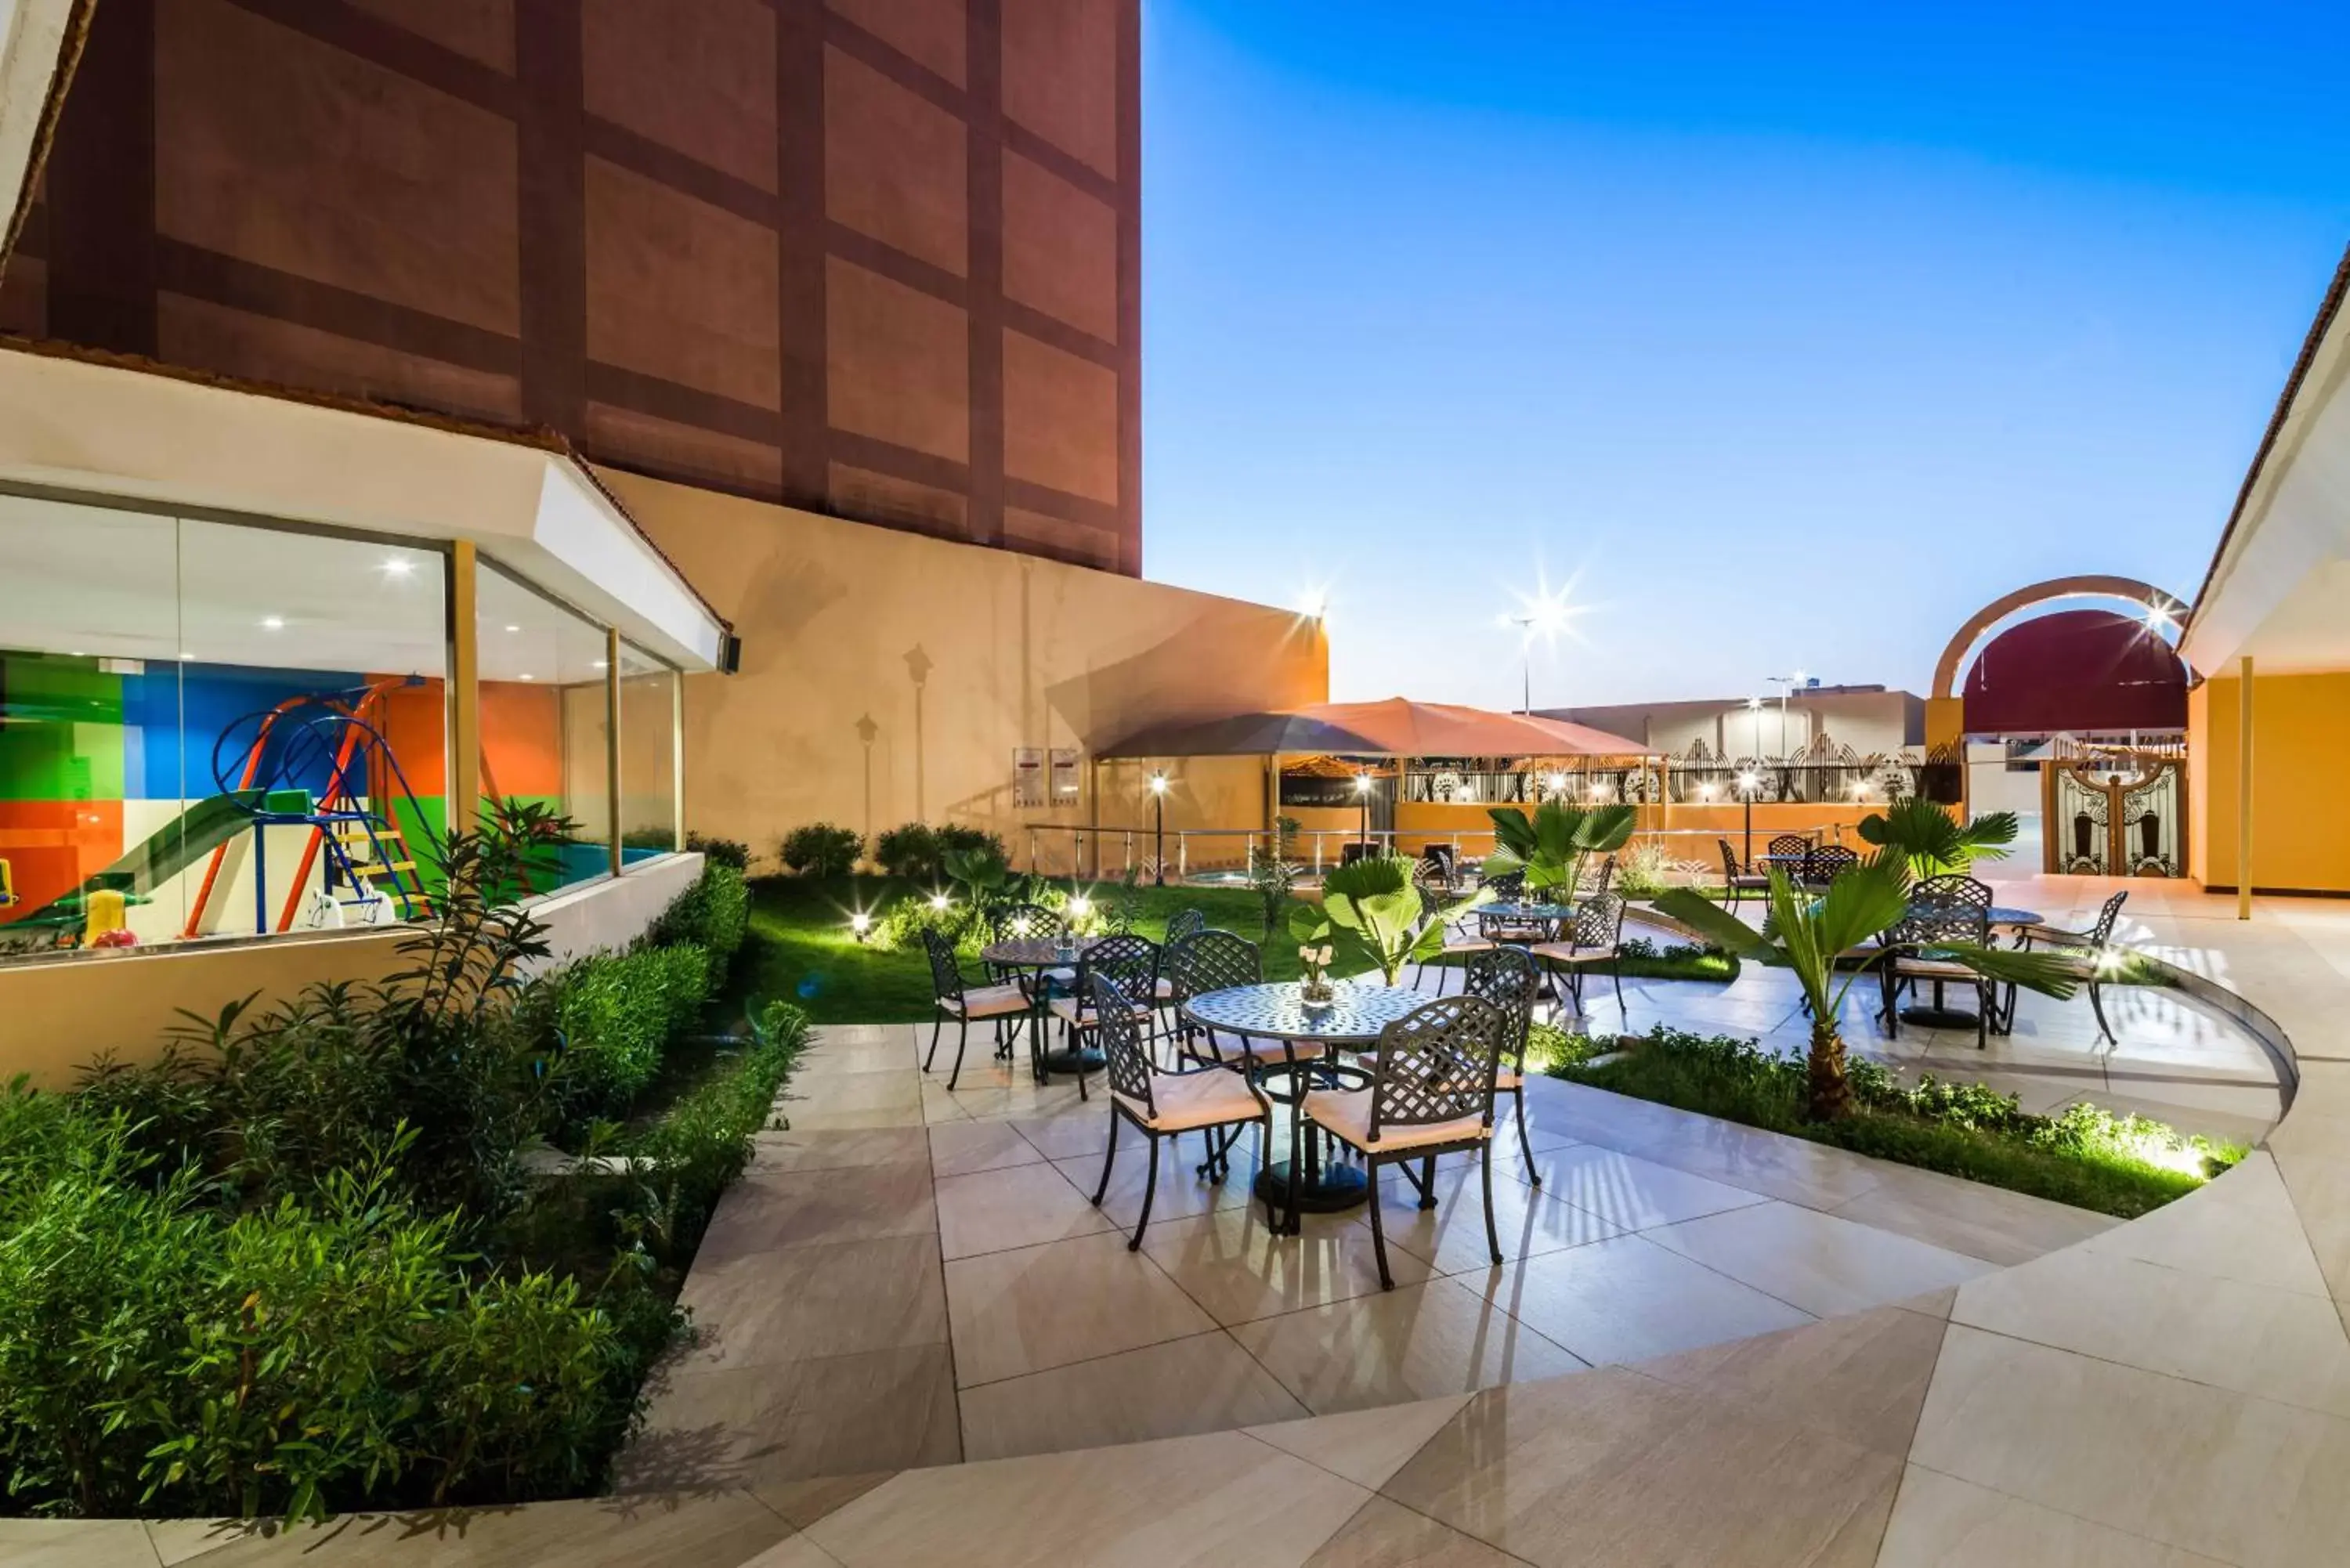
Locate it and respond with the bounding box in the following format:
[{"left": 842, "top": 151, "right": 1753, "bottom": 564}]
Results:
[
  {"left": 1087, "top": 974, "right": 1272, "bottom": 1249},
  {"left": 1719, "top": 839, "right": 1772, "bottom": 911},
  {"left": 2019, "top": 889, "right": 2129, "bottom": 1042},
  {"left": 1883, "top": 905, "right": 1996, "bottom": 1049},
  {"left": 1047, "top": 934, "right": 1162, "bottom": 1097},
  {"left": 1300, "top": 995, "right": 1506, "bottom": 1289},
  {"left": 921, "top": 928, "right": 1032, "bottom": 1090},
  {"left": 1460, "top": 945, "right": 1543, "bottom": 1176},
  {"left": 1530, "top": 891, "right": 1629, "bottom": 1016}
]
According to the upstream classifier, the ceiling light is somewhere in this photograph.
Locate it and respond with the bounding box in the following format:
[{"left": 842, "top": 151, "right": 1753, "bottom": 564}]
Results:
[
  {"left": 518, "top": 673, "right": 535, "bottom": 681},
  {"left": 178, "top": 652, "right": 195, "bottom": 661},
  {"left": 260, "top": 616, "right": 284, "bottom": 630},
  {"left": 591, "top": 659, "right": 608, "bottom": 670},
  {"left": 380, "top": 558, "right": 414, "bottom": 576},
  {"left": 504, "top": 624, "right": 521, "bottom": 634}
]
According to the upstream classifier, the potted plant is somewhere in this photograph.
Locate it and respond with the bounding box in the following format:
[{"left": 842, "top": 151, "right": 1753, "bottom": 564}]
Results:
[
  {"left": 1289, "top": 854, "right": 1489, "bottom": 987},
  {"left": 1482, "top": 798, "right": 1638, "bottom": 898},
  {"left": 1296, "top": 938, "right": 1336, "bottom": 1006},
  {"left": 1856, "top": 797, "right": 2019, "bottom": 878},
  {"left": 1654, "top": 852, "right": 2077, "bottom": 1120}
]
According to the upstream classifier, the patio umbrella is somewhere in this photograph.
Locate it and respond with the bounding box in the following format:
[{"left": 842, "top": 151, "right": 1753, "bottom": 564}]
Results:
[{"left": 1100, "top": 697, "right": 1652, "bottom": 759}]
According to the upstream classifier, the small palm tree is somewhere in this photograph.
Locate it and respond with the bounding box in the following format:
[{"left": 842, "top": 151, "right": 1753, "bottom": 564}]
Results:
[
  {"left": 1856, "top": 797, "right": 2019, "bottom": 878},
  {"left": 1483, "top": 798, "right": 1638, "bottom": 897},
  {"left": 1292, "top": 854, "right": 1489, "bottom": 985},
  {"left": 1654, "top": 851, "right": 2077, "bottom": 1120}
]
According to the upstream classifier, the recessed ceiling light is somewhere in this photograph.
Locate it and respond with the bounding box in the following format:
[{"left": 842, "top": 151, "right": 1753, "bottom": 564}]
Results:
[
  {"left": 504, "top": 624, "right": 521, "bottom": 634},
  {"left": 179, "top": 652, "right": 195, "bottom": 661},
  {"left": 381, "top": 558, "right": 414, "bottom": 576},
  {"left": 591, "top": 659, "right": 608, "bottom": 670},
  {"left": 260, "top": 616, "right": 285, "bottom": 630},
  {"left": 518, "top": 673, "right": 535, "bottom": 681},
  {"left": 68, "top": 649, "right": 86, "bottom": 657}
]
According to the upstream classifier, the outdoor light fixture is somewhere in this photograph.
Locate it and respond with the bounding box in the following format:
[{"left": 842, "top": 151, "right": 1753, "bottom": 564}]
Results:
[
  {"left": 1736, "top": 770, "right": 1762, "bottom": 860},
  {"left": 1149, "top": 772, "right": 1170, "bottom": 885},
  {"left": 849, "top": 911, "right": 871, "bottom": 940},
  {"left": 1354, "top": 771, "right": 1374, "bottom": 848},
  {"left": 930, "top": 894, "right": 949, "bottom": 912},
  {"left": 1502, "top": 584, "right": 1576, "bottom": 714},
  {"left": 1297, "top": 588, "right": 1330, "bottom": 621},
  {"left": 1545, "top": 771, "right": 1567, "bottom": 793},
  {"left": 1068, "top": 894, "right": 1094, "bottom": 919}
]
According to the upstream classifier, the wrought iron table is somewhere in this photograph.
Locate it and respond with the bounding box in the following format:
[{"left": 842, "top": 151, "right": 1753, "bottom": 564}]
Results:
[
  {"left": 1893, "top": 905, "right": 2044, "bottom": 1030},
  {"left": 980, "top": 935, "right": 1104, "bottom": 1080},
  {"left": 1179, "top": 981, "right": 1426, "bottom": 1227}
]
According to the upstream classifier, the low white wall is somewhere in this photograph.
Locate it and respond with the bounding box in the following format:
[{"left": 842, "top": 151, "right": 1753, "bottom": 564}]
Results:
[{"left": 526, "top": 852, "right": 704, "bottom": 971}]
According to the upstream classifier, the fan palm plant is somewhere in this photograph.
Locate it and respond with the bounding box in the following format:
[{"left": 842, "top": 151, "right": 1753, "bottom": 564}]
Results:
[
  {"left": 1482, "top": 798, "right": 1638, "bottom": 898},
  {"left": 1654, "top": 851, "right": 2077, "bottom": 1120},
  {"left": 1856, "top": 797, "right": 2019, "bottom": 878},
  {"left": 1291, "top": 854, "right": 1490, "bottom": 985}
]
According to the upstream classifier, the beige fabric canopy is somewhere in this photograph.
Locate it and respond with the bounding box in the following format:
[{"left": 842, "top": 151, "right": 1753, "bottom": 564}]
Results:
[{"left": 1100, "top": 697, "right": 1652, "bottom": 761}]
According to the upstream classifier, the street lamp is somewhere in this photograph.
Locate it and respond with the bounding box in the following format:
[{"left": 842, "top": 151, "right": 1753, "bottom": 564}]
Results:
[
  {"left": 1354, "top": 770, "right": 1374, "bottom": 848},
  {"left": 1737, "top": 769, "right": 1761, "bottom": 861},
  {"left": 1149, "top": 771, "right": 1169, "bottom": 886},
  {"left": 1501, "top": 589, "right": 1571, "bottom": 714}
]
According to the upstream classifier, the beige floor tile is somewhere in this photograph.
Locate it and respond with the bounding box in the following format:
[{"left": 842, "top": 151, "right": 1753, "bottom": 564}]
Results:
[
  {"left": 1357, "top": 1160, "right": 1624, "bottom": 1278},
  {"left": 146, "top": 1519, "right": 262, "bottom": 1566},
  {"left": 1, "top": 1521, "right": 164, "bottom": 1568},
  {"left": 1050, "top": 1145, "right": 1264, "bottom": 1230},
  {"left": 1515, "top": 1143, "right": 1770, "bottom": 1230},
  {"left": 622, "top": 1346, "right": 961, "bottom": 1490},
  {"left": 1473, "top": 1235, "right": 1813, "bottom": 1366},
  {"left": 693, "top": 1160, "right": 937, "bottom": 1268},
  {"left": 1232, "top": 1276, "right": 1589, "bottom": 1414},
  {"left": 1876, "top": 1465, "right": 2231, "bottom": 1567},
  {"left": 1300, "top": 1497, "right": 1529, "bottom": 1566},
  {"left": 1142, "top": 1203, "right": 1436, "bottom": 1325},
  {"left": 1012, "top": 1104, "right": 1121, "bottom": 1161},
  {"left": 2269, "top": 1143, "right": 2350, "bottom": 1303},
  {"left": 1381, "top": 1367, "right": 1901, "bottom": 1568},
  {"left": 1247, "top": 1392, "right": 1474, "bottom": 1490},
  {"left": 2080, "top": 1169, "right": 2331, "bottom": 1296},
  {"left": 919, "top": 1081, "right": 976, "bottom": 1122},
  {"left": 746, "top": 1472, "right": 896, "bottom": 1531},
  {"left": 806, "top": 1429, "right": 1371, "bottom": 1567},
  {"left": 945, "top": 1230, "right": 1217, "bottom": 1386},
  {"left": 927, "top": 1118, "right": 1046, "bottom": 1177},
  {"left": 1640, "top": 1201, "right": 1996, "bottom": 1317},
  {"left": 1826, "top": 1162, "right": 2118, "bottom": 1266},
  {"left": 1908, "top": 1323, "right": 2350, "bottom": 1567},
  {"left": 1598, "top": 1115, "right": 1893, "bottom": 1212},
  {"left": 190, "top": 1494, "right": 795, "bottom": 1566},
  {"left": 739, "top": 1536, "right": 849, "bottom": 1567},
  {"left": 1630, "top": 1303, "right": 1947, "bottom": 1455},
  {"left": 960, "top": 1329, "right": 1309, "bottom": 1461},
  {"left": 935, "top": 1160, "right": 1118, "bottom": 1259},
  {"left": 1951, "top": 1244, "right": 2350, "bottom": 1418},
  {"left": 783, "top": 1068, "right": 924, "bottom": 1118},
  {"left": 750, "top": 1125, "right": 931, "bottom": 1176},
  {"left": 1891, "top": 1286, "right": 1959, "bottom": 1320},
  {"left": 672, "top": 1232, "right": 947, "bottom": 1373},
  {"left": 798, "top": 1038, "right": 919, "bottom": 1076}
]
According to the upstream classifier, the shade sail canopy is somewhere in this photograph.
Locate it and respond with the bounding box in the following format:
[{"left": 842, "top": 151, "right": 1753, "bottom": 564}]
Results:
[
  {"left": 1100, "top": 698, "right": 1654, "bottom": 760},
  {"left": 1962, "top": 610, "right": 2188, "bottom": 735}
]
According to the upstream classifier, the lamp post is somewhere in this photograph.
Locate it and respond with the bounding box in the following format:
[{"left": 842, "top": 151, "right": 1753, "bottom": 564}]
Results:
[
  {"left": 1737, "top": 769, "right": 1760, "bottom": 862},
  {"left": 1355, "top": 770, "right": 1373, "bottom": 849},
  {"left": 1149, "top": 771, "right": 1169, "bottom": 887}
]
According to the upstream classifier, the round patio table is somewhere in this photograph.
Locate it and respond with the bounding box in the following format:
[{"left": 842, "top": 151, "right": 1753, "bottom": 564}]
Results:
[
  {"left": 981, "top": 935, "right": 1104, "bottom": 1079},
  {"left": 1180, "top": 981, "right": 1426, "bottom": 1227},
  {"left": 1893, "top": 904, "right": 2044, "bottom": 1029}
]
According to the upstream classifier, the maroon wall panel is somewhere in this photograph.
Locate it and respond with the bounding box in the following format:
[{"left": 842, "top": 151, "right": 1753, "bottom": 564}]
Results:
[
  {"left": 1962, "top": 609, "right": 2189, "bottom": 735},
  {"left": 16, "top": 0, "right": 1141, "bottom": 576}
]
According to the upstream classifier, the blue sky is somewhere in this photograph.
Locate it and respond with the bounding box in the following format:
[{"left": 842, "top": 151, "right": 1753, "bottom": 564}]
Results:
[{"left": 1137, "top": 2, "right": 2350, "bottom": 709}]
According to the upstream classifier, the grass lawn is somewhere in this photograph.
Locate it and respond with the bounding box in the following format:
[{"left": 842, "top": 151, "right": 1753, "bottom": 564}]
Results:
[
  {"left": 1552, "top": 1027, "right": 2241, "bottom": 1219},
  {"left": 733, "top": 875, "right": 1737, "bottom": 1024}
]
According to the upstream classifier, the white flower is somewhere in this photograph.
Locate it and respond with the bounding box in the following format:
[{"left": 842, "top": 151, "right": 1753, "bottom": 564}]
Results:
[{"left": 1317, "top": 945, "right": 1335, "bottom": 965}]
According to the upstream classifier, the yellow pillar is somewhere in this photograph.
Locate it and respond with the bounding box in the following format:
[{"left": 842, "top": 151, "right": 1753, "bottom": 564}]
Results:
[
  {"left": 1924, "top": 695, "right": 1967, "bottom": 818},
  {"left": 446, "top": 540, "right": 479, "bottom": 834},
  {"left": 2238, "top": 656, "right": 2254, "bottom": 920},
  {"left": 605, "top": 627, "right": 624, "bottom": 878}
]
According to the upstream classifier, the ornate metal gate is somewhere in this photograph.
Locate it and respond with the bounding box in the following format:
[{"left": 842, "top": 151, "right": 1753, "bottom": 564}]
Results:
[{"left": 2042, "top": 750, "right": 2187, "bottom": 877}]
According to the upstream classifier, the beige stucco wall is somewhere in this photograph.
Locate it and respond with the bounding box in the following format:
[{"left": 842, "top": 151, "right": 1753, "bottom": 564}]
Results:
[
  {"left": 0, "top": 856, "right": 701, "bottom": 1088},
  {"left": 599, "top": 470, "right": 1328, "bottom": 869}
]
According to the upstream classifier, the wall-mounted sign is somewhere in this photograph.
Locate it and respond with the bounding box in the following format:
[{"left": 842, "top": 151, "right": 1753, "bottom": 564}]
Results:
[
  {"left": 1280, "top": 772, "right": 1364, "bottom": 808},
  {"left": 1013, "top": 746, "right": 1045, "bottom": 807},
  {"left": 1050, "top": 748, "right": 1082, "bottom": 802}
]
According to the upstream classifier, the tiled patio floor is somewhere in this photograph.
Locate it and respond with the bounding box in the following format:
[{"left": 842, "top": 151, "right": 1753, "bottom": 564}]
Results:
[{"left": 617, "top": 936, "right": 2265, "bottom": 1485}]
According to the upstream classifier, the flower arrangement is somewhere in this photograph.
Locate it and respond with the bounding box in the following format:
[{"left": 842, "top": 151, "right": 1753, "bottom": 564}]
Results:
[{"left": 1297, "top": 941, "right": 1336, "bottom": 1004}]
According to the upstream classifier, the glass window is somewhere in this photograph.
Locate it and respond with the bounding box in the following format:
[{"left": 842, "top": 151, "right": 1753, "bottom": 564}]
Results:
[
  {"left": 0, "top": 495, "right": 446, "bottom": 959},
  {"left": 617, "top": 641, "right": 678, "bottom": 862},
  {"left": 477, "top": 562, "right": 609, "bottom": 892}
]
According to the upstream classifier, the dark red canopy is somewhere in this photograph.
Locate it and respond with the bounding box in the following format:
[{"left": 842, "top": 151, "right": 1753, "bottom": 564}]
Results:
[{"left": 1961, "top": 609, "right": 2186, "bottom": 735}]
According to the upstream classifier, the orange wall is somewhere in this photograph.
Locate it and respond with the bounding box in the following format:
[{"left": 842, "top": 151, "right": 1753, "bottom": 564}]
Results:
[{"left": 2192, "top": 670, "right": 2350, "bottom": 894}]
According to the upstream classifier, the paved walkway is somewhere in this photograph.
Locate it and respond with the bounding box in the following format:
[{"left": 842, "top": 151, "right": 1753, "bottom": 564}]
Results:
[{"left": 18, "top": 874, "right": 2346, "bottom": 1567}]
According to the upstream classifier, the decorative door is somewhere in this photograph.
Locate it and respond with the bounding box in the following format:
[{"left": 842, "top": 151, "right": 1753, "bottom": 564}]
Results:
[{"left": 2043, "top": 754, "right": 2186, "bottom": 877}]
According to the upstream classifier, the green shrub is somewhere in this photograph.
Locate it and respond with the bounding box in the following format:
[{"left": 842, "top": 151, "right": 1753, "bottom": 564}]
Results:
[
  {"left": 649, "top": 862, "right": 749, "bottom": 970},
  {"left": 549, "top": 942, "right": 714, "bottom": 1120},
  {"left": 685, "top": 831, "right": 750, "bottom": 871},
  {"left": 780, "top": 822, "right": 862, "bottom": 876},
  {"left": 1559, "top": 1028, "right": 2240, "bottom": 1218},
  {"left": 629, "top": 1001, "right": 810, "bottom": 1263},
  {"left": 873, "top": 822, "right": 943, "bottom": 880}
]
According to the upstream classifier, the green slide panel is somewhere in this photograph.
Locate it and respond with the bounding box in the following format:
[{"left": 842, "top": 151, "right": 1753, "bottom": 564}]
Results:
[{"left": 14, "top": 788, "right": 311, "bottom": 927}]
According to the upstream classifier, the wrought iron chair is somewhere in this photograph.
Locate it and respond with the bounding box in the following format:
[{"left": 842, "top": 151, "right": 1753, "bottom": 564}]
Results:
[
  {"left": 1585, "top": 854, "right": 1617, "bottom": 901},
  {"left": 2019, "top": 890, "right": 2130, "bottom": 1042},
  {"left": 1340, "top": 841, "right": 1378, "bottom": 867},
  {"left": 1767, "top": 834, "right": 1812, "bottom": 880},
  {"left": 1165, "top": 928, "right": 1274, "bottom": 1168},
  {"left": 1803, "top": 845, "right": 1860, "bottom": 888},
  {"left": 1460, "top": 946, "right": 1543, "bottom": 1174},
  {"left": 1048, "top": 934, "right": 1162, "bottom": 1097},
  {"left": 1086, "top": 974, "right": 1272, "bottom": 1250},
  {"left": 1531, "top": 891, "right": 1629, "bottom": 1014},
  {"left": 1911, "top": 873, "right": 1994, "bottom": 915},
  {"left": 920, "top": 928, "right": 1031, "bottom": 1090},
  {"left": 1882, "top": 905, "right": 1996, "bottom": 1049},
  {"left": 1300, "top": 995, "right": 1506, "bottom": 1289},
  {"left": 1419, "top": 843, "right": 1459, "bottom": 892},
  {"left": 1157, "top": 908, "right": 1207, "bottom": 1013},
  {"left": 985, "top": 901, "right": 1067, "bottom": 981},
  {"left": 1719, "top": 839, "right": 1771, "bottom": 910}
]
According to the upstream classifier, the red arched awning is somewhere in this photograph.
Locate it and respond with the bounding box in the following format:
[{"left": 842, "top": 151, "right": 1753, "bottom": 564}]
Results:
[{"left": 1961, "top": 609, "right": 2186, "bottom": 735}]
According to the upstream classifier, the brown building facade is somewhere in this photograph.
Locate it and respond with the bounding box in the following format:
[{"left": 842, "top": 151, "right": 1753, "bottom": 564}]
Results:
[{"left": 0, "top": 0, "right": 1141, "bottom": 574}]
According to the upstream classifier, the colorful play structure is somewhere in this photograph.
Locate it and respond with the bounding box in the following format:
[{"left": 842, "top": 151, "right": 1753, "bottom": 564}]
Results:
[{"left": 0, "top": 674, "right": 440, "bottom": 953}]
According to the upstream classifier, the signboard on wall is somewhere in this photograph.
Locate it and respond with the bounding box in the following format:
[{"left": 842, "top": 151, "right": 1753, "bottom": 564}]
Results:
[
  {"left": 1013, "top": 746, "right": 1044, "bottom": 807},
  {"left": 1280, "top": 772, "right": 1361, "bottom": 808},
  {"left": 1050, "top": 748, "right": 1081, "bottom": 803}
]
